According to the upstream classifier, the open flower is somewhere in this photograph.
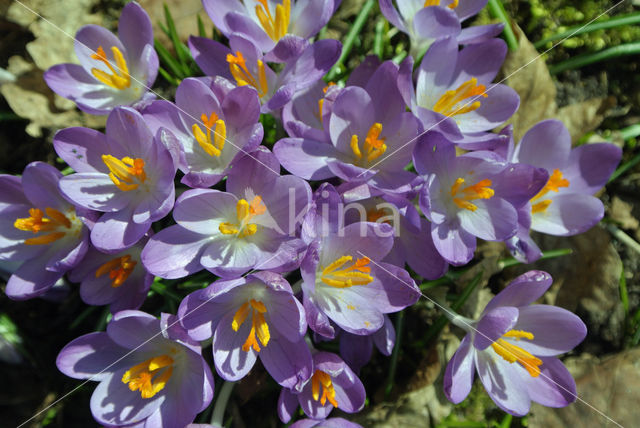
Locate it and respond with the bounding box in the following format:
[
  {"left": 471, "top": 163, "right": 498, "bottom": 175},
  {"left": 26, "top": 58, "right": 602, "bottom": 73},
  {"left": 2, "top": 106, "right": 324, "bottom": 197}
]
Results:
[
  {"left": 56, "top": 310, "right": 214, "bottom": 427},
  {"left": 444, "top": 270, "right": 586, "bottom": 416},
  {"left": 55, "top": 107, "right": 176, "bottom": 252},
  {"left": 44, "top": 2, "right": 158, "bottom": 115},
  {"left": 0, "top": 162, "right": 92, "bottom": 300},
  {"left": 179, "top": 271, "right": 312, "bottom": 389},
  {"left": 278, "top": 352, "right": 365, "bottom": 422},
  {"left": 143, "top": 78, "right": 263, "bottom": 188}
]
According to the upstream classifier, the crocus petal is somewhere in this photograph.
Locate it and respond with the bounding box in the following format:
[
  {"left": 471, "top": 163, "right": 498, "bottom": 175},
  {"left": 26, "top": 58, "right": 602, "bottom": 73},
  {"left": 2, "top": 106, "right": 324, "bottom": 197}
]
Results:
[
  {"left": 106, "top": 310, "right": 161, "bottom": 350},
  {"left": 141, "top": 225, "right": 209, "bottom": 279},
  {"left": 413, "top": 6, "right": 461, "bottom": 42},
  {"left": 289, "top": 0, "right": 334, "bottom": 39},
  {"left": 514, "top": 120, "right": 571, "bottom": 171},
  {"left": 22, "top": 162, "right": 65, "bottom": 210},
  {"left": 53, "top": 127, "right": 111, "bottom": 173},
  {"left": 474, "top": 306, "right": 519, "bottom": 350},
  {"left": 443, "top": 334, "right": 475, "bottom": 403},
  {"left": 278, "top": 389, "right": 299, "bottom": 424},
  {"left": 274, "top": 138, "right": 338, "bottom": 180},
  {"left": 458, "top": 197, "right": 518, "bottom": 241},
  {"left": 5, "top": 258, "right": 62, "bottom": 300},
  {"left": 563, "top": 142, "right": 622, "bottom": 194},
  {"left": 431, "top": 221, "right": 476, "bottom": 266},
  {"left": 457, "top": 23, "right": 504, "bottom": 45},
  {"left": 523, "top": 357, "right": 577, "bottom": 408},
  {"left": 531, "top": 193, "right": 603, "bottom": 236},
  {"left": 483, "top": 270, "right": 552, "bottom": 313},
  {"left": 260, "top": 333, "right": 313, "bottom": 389},
  {"left": 213, "top": 310, "right": 258, "bottom": 381},
  {"left": 91, "top": 209, "right": 149, "bottom": 252},
  {"left": 44, "top": 64, "right": 109, "bottom": 115},
  {"left": 56, "top": 332, "right": 127, "bottom": 380},
  {"left": 475, "top": 350, "right": 531, "bottom": 416},
  {"left": 117, "top": 2, "right": 153, "bottom": 62}
]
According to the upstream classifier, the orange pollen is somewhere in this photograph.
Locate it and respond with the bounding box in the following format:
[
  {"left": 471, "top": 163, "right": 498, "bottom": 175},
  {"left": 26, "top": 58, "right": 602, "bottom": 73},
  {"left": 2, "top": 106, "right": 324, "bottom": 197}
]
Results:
[
  {"left": 14, "top": 207, "right": 71, "bottom": 245},
  {"left": 227, "top": 51, "right": 269, "bottom": 98},
  {"left": 95, "top": 255, "right": 137, "bottom": 288},
  {"left": 433, "top": 77, "right": 487, "bottom": 117},
  {"left": 450, "top": 177, "right": 494, "bottom": 212},
  {"left": 219, "top": 196, "right": 267, "bottom": 238},
  {"left": 350, "top": 123, "right": 387, "bottom": 164},
  {"left": 530, "top": 169, "right": 570, "bottom": 214},
  {"left": 192, "top": 112, "right": 226, "bottom": 157},
  {"left": 321, "top": 255, "right": 373, "bottom": 288},
  {"left": 122, "top": 355, "right": 174, "bottom": 399},
  {"left": 102, "top": 155, "right": 147, "bottom": 192},
  {"left": 311, "top": 370, "right": 339, "bottom": 408},
  {"left": 90, "top": 45, "right": 131, "bottom": 90},
  {"left": 232, "top": 299, "right": 270, "bottom": 352},
  {"left": 254, "top": 0, "right": 291, "bottom": 42},
  {"left": 491, "top": 330, "right": 542, "bottom": 377}
]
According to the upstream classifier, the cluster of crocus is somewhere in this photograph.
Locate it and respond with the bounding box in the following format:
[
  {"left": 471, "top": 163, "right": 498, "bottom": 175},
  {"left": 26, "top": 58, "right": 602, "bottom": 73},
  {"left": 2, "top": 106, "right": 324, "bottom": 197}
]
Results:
[{"left": 1, "top": 0, "right": 623, "bottom": 426}]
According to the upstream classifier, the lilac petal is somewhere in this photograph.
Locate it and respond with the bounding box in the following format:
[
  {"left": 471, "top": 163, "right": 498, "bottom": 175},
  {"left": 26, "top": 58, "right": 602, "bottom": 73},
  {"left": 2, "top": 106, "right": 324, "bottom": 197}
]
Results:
[
  {"left": 266, "top": 35, "right": 309, "bottom": 63},
  {"left": 213, "top": 310, "right": 258, "bottom": 381},
  {"left": 397, "top": 56, "right": 415, "bottom": 108},
  {"left": 225, "top": 12, "right": 274, "bottom": 53},
  {"left": 531, "top": 193, "right": 603, "bottom": 236},
  {"left": 474, "top": 306, "right": 519, "bottom": 350},
  {"left": 457, "top": 23, "right": 504, "bottom": 45},
  {"left": 226, "top": 146, "right": 281, "bottom": 196},
  {"left": 201, "top": 240, "right": 257, "bottom": 278},
  {"left": 222, "top": 85, "right": 262, "bottom": 130},
  {"left": 58, "top": 173, "right": 128, "bottom": 212},
  {"left": 454, "top": 38, "right": 507, "bottom": 85},
  {"left": 457, "top": 84, "right": 519, "bottom": 134},
  {"left": 327, "top": 160, "right": 376, "bottom": 183},
  {"left": 379, "top": 0, "right": 407, "bottom": 32},
  {"left": 340, "top": 333, "right": 372, "bottom": 373},
  {"left": 515, "top": 120, "right": 571, "bottom": 171},
  {"left": 263, "top": 84, "right": 296, "bottom": 113},
  {"left": 105, "top": 107, "right": 154, "bottom": 155},
  {"left": 56, "top": 332, "right": 127, "bottom": 380},
  {"left": 431, "top": 221, "right": 476, "bottom": 266},
  {"left": 475, "top": 351, "right": 531, "bottom": 416},
  {"left": 304, "top": 296, "right": 335, "bottom": 339},
  {"left": 141, "top": 225, "right": 208, "bottom": 279},
  {"left": 274, "top": 138, "right": 337, "bottom": 180},
  {"left": 261, "top": 333, "right": 313, "bottom": 389},
  {"left": 290, "top": 0, "right": 334, "bottom": 39},
  {"left": 21, "top": 162, "right": 65, "bottom": 210},
  {"left": 5, "top": 259, "right": 62, "bottom": 300},
  {"left": 402, "top": 218, "right": 449, "bottom": 280},
  {"left": 563, "top": 143, "right": 622, "bottom": 194},
  {"left": 319, "top": 288, "right": 384, "bottom": 335},
  {"left": 188, "top": 36, "right": 232, "bottom": 79},
  {"left": 348, "top": 55, "right": 382, "bottom": 87},
  {"left": 106, "top": 310, "right": 160, "bottom": 350},
  {"left": 75, "top": 25, "right": 125, "bottom": 77},
  {"left": 329, "top": 86, "right": 375, "bottom": 153},
  {"left": 492, "top": 164, "right": 549, "bottom": 209},
  {"left": 415, "top": 37, "right": 458, "bottom": 105},
  {"left": 443, "top": 334, "right": 475, "bottom": 403},
  {"left": 173, "top": 189, "right": 236, "bottom": 235},
  {"left": 175, "top": 78, "right": 222, "bottom": 126},
  {"left": 117, "top": 2, "right": 153, "bottom": 62},
  {"left": 364, "top": 61, "right": 404, "bottom": 125},
  {"left": 279, "top": 39, "right": 342, "bottom": 91},
  {"left": 373, "top": 315, "right": 396, "bottom": 356},
  {"left": 413, "top": 132, "right": 457, "bottom": 176},
  {"left": 484, "top": 270, "right": 552, "bottom": 314},
  {"left": 202, "top": 0, "right": 244, "bottom": 35},
  {"left": 323, "top": 222, "right": 394, "bottom": 262},
  {"left": 54, "top": 127, "right": 110, "bottom": 173},
  {"left": 415, "top": 108, "right": 464, "bottom": 140},
  {"left": 291, "top": 418, "right": 363, "bottom": 428},
  {"left": 365, "top": 261, "right": 421, "bottom": 312},
  {"left": 454, "top": 130, "right": 510, "bottom": 151},
  {"left": 91, "top": 209, "right": 149, "bottom": 252},
  {"left": 524, "top": 357, "right": 577, "bottom": 407},
  {"left": 43, "top": 64, "right": 107, "bottom": 115},
  {"left": 458, "top": 197, "right": 518, "bottom": 241},
  {"left": 455, "top": 0, "right": 489, "bottom": 21},
  {"left": 513, "top": 305, "right": 587, "bottom": 356},
  {"left": 278, "top": 389, "right": 299, "bottom": 423},
  {"left": 413, "top": 6, "right": 461, "bottom": 41},
  {"left": 266, "top": 290, "right": 307, "bottom": 339}
]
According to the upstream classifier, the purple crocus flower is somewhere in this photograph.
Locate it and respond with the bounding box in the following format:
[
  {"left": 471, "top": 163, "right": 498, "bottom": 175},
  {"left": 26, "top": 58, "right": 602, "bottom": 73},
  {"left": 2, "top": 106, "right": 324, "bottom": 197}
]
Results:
[
  {"left": 44, "top": 2, "right": 158, "bottom": 115},
  {"left": 282, "top": 80, "right": 342, "bottom": 142},
  {"left": 398, "top": 37, "right": 519, "bottom": 147},
  {"left": 444, "top": 270, "right": 586, "bottom": 416},
  {"left": 142, "top": 147, "right": 310, "bottom": 279},
  {"left": 179, "top": 271, "right": 313, "bottom": 389},
  {"left": 275, "top": 61, "right": 420, "bottom": 193},
  {"left": 499, "top": 120, "right": 622, "bottom": 263},
  {"left": 203, "top": 0, "right": 336, "bottom": 61},
  {"left": 55, "top": 107, "right": 176, "bottom": 252},
  {"left": 143, "top": 78, "right": 263, "bottom": 188},
  {"left": 413, "top": 132, "right": 548, "bottom": 265},
  {"left": 278, "top": 352, "right": 365, "bottom": 422},
  {"left": 189, "top": 35, "right": 341, "bottom": 113},
  {"left": 0, "top": 162, "right": 92, "bottom": 300},
  {"left": 290, "top": 418, "right": 363, "bottom": 428},
  {"left": 56, "top": 310, "right": 214, "bottom": 427},
  {"left": 68, "top": 234, "right": 153, "bottom": 313}
]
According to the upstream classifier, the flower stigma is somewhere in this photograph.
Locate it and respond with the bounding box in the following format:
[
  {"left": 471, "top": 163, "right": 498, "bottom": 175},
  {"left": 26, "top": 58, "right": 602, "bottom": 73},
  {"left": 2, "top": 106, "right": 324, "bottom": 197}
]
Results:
[
  {"left": 350, "top": 123, "right": 387, "bottom": 164},
  {"left": 311, "top": 370, "right": 339, "bottom": 407},
  {"left": 102, "top": 155, "right": 147, "bottom": 191},
  {"left": 433, "top": 78, "right": 487, "bottom": 117},
  {"left": 14, "top": 207, "right": 71, "bottom": 245},
  {"left": 122, "top": 354, "right": 174, "bottom": 398},
  {"left": 232, "top": 299, "right": 270, "bottom": 352},
  {"left": 450, "top": 177, "right": 494, "bottom": 211},
  {"left": 193, "top": 112, "right": 226, "bottom": 157},
  {"left": 219, "top": 196, "right": 267, "bottom": 238},
  {"left": 321, "top": 255, "right": 373, "bottom": 288},
  {"left": 254, "top": 0, "right": 291, "bottom": 42},
  {"left": 91, "top": 46, "right": 131, "bottom": 90},
  {"left": 227, "top": 51, "right": 268, "bottom": 98},
  {"left": 490, "top": 329, "right": 542, "bottom": 377},
  {"left": 95, "top": 255, "right": 137, "bottom": 288},
  {"left": 531, "top": 169, "right": 570, "bottom": 214}
]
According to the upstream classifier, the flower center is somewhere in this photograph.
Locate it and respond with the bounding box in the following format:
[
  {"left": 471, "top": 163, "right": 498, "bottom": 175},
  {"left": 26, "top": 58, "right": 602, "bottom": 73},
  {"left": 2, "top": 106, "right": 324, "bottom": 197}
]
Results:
[
  {"left": 311, "top": 370, "right": 339, "bottom": 408},
  {"left": 122, "top": 354, "right": 174, "bottom": 399},
  {"left": 95, "top": 255, "right": 137, "bottom": 288},
  {"left": 193, "top": 112, "right": 226, "bottom": 157},
  {"left": 433, "top": 78, "right": 488, "bottom": 117},
  {"left": 232, "top": 299, "right": 270, "bottom": 352},
  {"left": 90, "top": 46, "right": 131, "bottom": 90},
  {"left": 531, "top": 169, "right": 570, "bottom": 214},
  {"left": 350, "top": 123, "right": 387, "bottom": 165},
  {"left": 254, "top": 0, "right": 291, "bottom": 42},
  {"left": 219, "top": 196, "right": 267, "bottom": 238},
  {"left": 490, "top": 329, "right": 542, "bottom": 377},
  {"left": 227, "top": 51, "right": 268, "bottom": 98},
  {"left": 321, "top": 255, "right": 373, "bottom": 288},
  {"left": 450, "top": 177, "right": 494, "bottom": 212},
  {"left": 14, "top": 207, "right": 71, "bottom": 245},
  {"left": 102, "top": 155, "right": 147, "bottom": 192},
  {"left": 424, "top": 0, "right": 459, "bottom": 8},
  {"left": 315, "top": 82, "right": 336, "bottom": 122}
]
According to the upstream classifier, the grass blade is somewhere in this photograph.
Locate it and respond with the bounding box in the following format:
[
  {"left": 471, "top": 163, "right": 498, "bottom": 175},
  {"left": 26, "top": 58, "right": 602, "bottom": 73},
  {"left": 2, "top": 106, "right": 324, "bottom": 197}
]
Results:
[
  {"left": 155, "top": 38, "right": 186, "bottom": 79},
  {"left": 384, "top": 310, "right": 405, "bottom": 398},
  {"left": 487, "top": 0, "right": 518, "bottom": 51},
  {"left": 609, "top": 150, "right": 640, "bottom": 183},
  {"left": 164, "top": 4, "right": 191, "bottom": 75},
  {"left": 549, "top": 42, "right": 640, "bottom": 75},
  {"left": 374, "top": 18, "right": 386, "bottom": 60},
  {"left": 197, "top": 14, "right": 207, "bottom": 38}
]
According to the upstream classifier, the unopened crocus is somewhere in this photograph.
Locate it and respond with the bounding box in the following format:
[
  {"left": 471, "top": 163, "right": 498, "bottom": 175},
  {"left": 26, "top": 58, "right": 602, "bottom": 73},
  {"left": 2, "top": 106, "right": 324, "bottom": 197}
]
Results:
[
  {"left": 0, "top": 162, "right": 92, "bottom": 300},
  {"left": 189, "top": 35, "right": 341, "bottom": 113},
  {"left": 202, "top": 0, "right": 336, "bottom": 61},
  {"left": 499, "top": 120, "right": 622, "bottom": 263},
  {"left": 142, "top": 147, "right": 310, "bottom": 279},
  {"left": 413, "top": 132, "right": 548, "bottom": 265},
  {"left": 44, "top": 2, "right": 158, "bottom": 115},
  {"left": 278, "top": 352, "right": 365, "bottom": 422},
  {"left": 275, "top": 60, "right": 420, "bottom": 193},
  {"left": 143, "top": 78, "right": 263, "bottom": 188},
  {"left": 179, "top": 271, "right": 313, "bottom": 389},
  {"left": 55, "top": 107, "right": 176, "bottom": 252},
  {"left": 398, "top": 37, "right": 519, "bottom": 147},
  {"left": 68, "top": 234, "right": 153, "bottom": 313},
  {"left": 444, "top": 270, "right": 586, "bottom": 416},
  {"left": 56, "top": 310, "right": 214, "bottom": 427}
]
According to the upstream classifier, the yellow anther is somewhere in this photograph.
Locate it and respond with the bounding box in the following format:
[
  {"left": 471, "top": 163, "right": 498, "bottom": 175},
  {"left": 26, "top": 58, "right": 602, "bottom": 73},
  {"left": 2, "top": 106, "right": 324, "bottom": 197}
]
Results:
[
  {"left": 255, "top": 0, "right": 291, "bottom": 42},
  {"left": 193, "top": 112, "right": 226, "bottom": 157},
  {"left": 321, "top": 255, "right": 373, "bottom": 288},
  {"left": 311, "top": 370, "right": 339, "bottom": 408},
  {"left": 14, "top": 207, "right": 71, "bottom": 245},
  {"left": 450, "top": 177, "right": 494, "bottom": 212},
  {"left": 232, "top": 299, "right": 270, "bottom": 352},
  {"left": 218, "top": 196, "right": 267, "bottom": 238},
  {"left": 122, "top": 355, "right": 174, "bottom": 399},
  {"left": 102, "top": 155, "right": 146, "bottom": 192},
  {"left": 530, "top": 169, "right": 570, "bottom": 214},
  {"left": 491, "top": 330, "right": 542, "bottom": 377},
  {"left": 433, "top": 78, "right": 487, "bottom": 117},
  {"left": 95, "top": 255, "right": 137, "bottom": 288},
  {"left": 227, "top": 51, "right": 269, "bottom": 98},
  {"left": 425, "top": 0, "right": 458, "bottom": 8},
  {"left": 350, "top": 123, "right": 387, "bottom": 164},
  {"left": 91, "top": 46, "right": 131, "bottom": 90}
]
